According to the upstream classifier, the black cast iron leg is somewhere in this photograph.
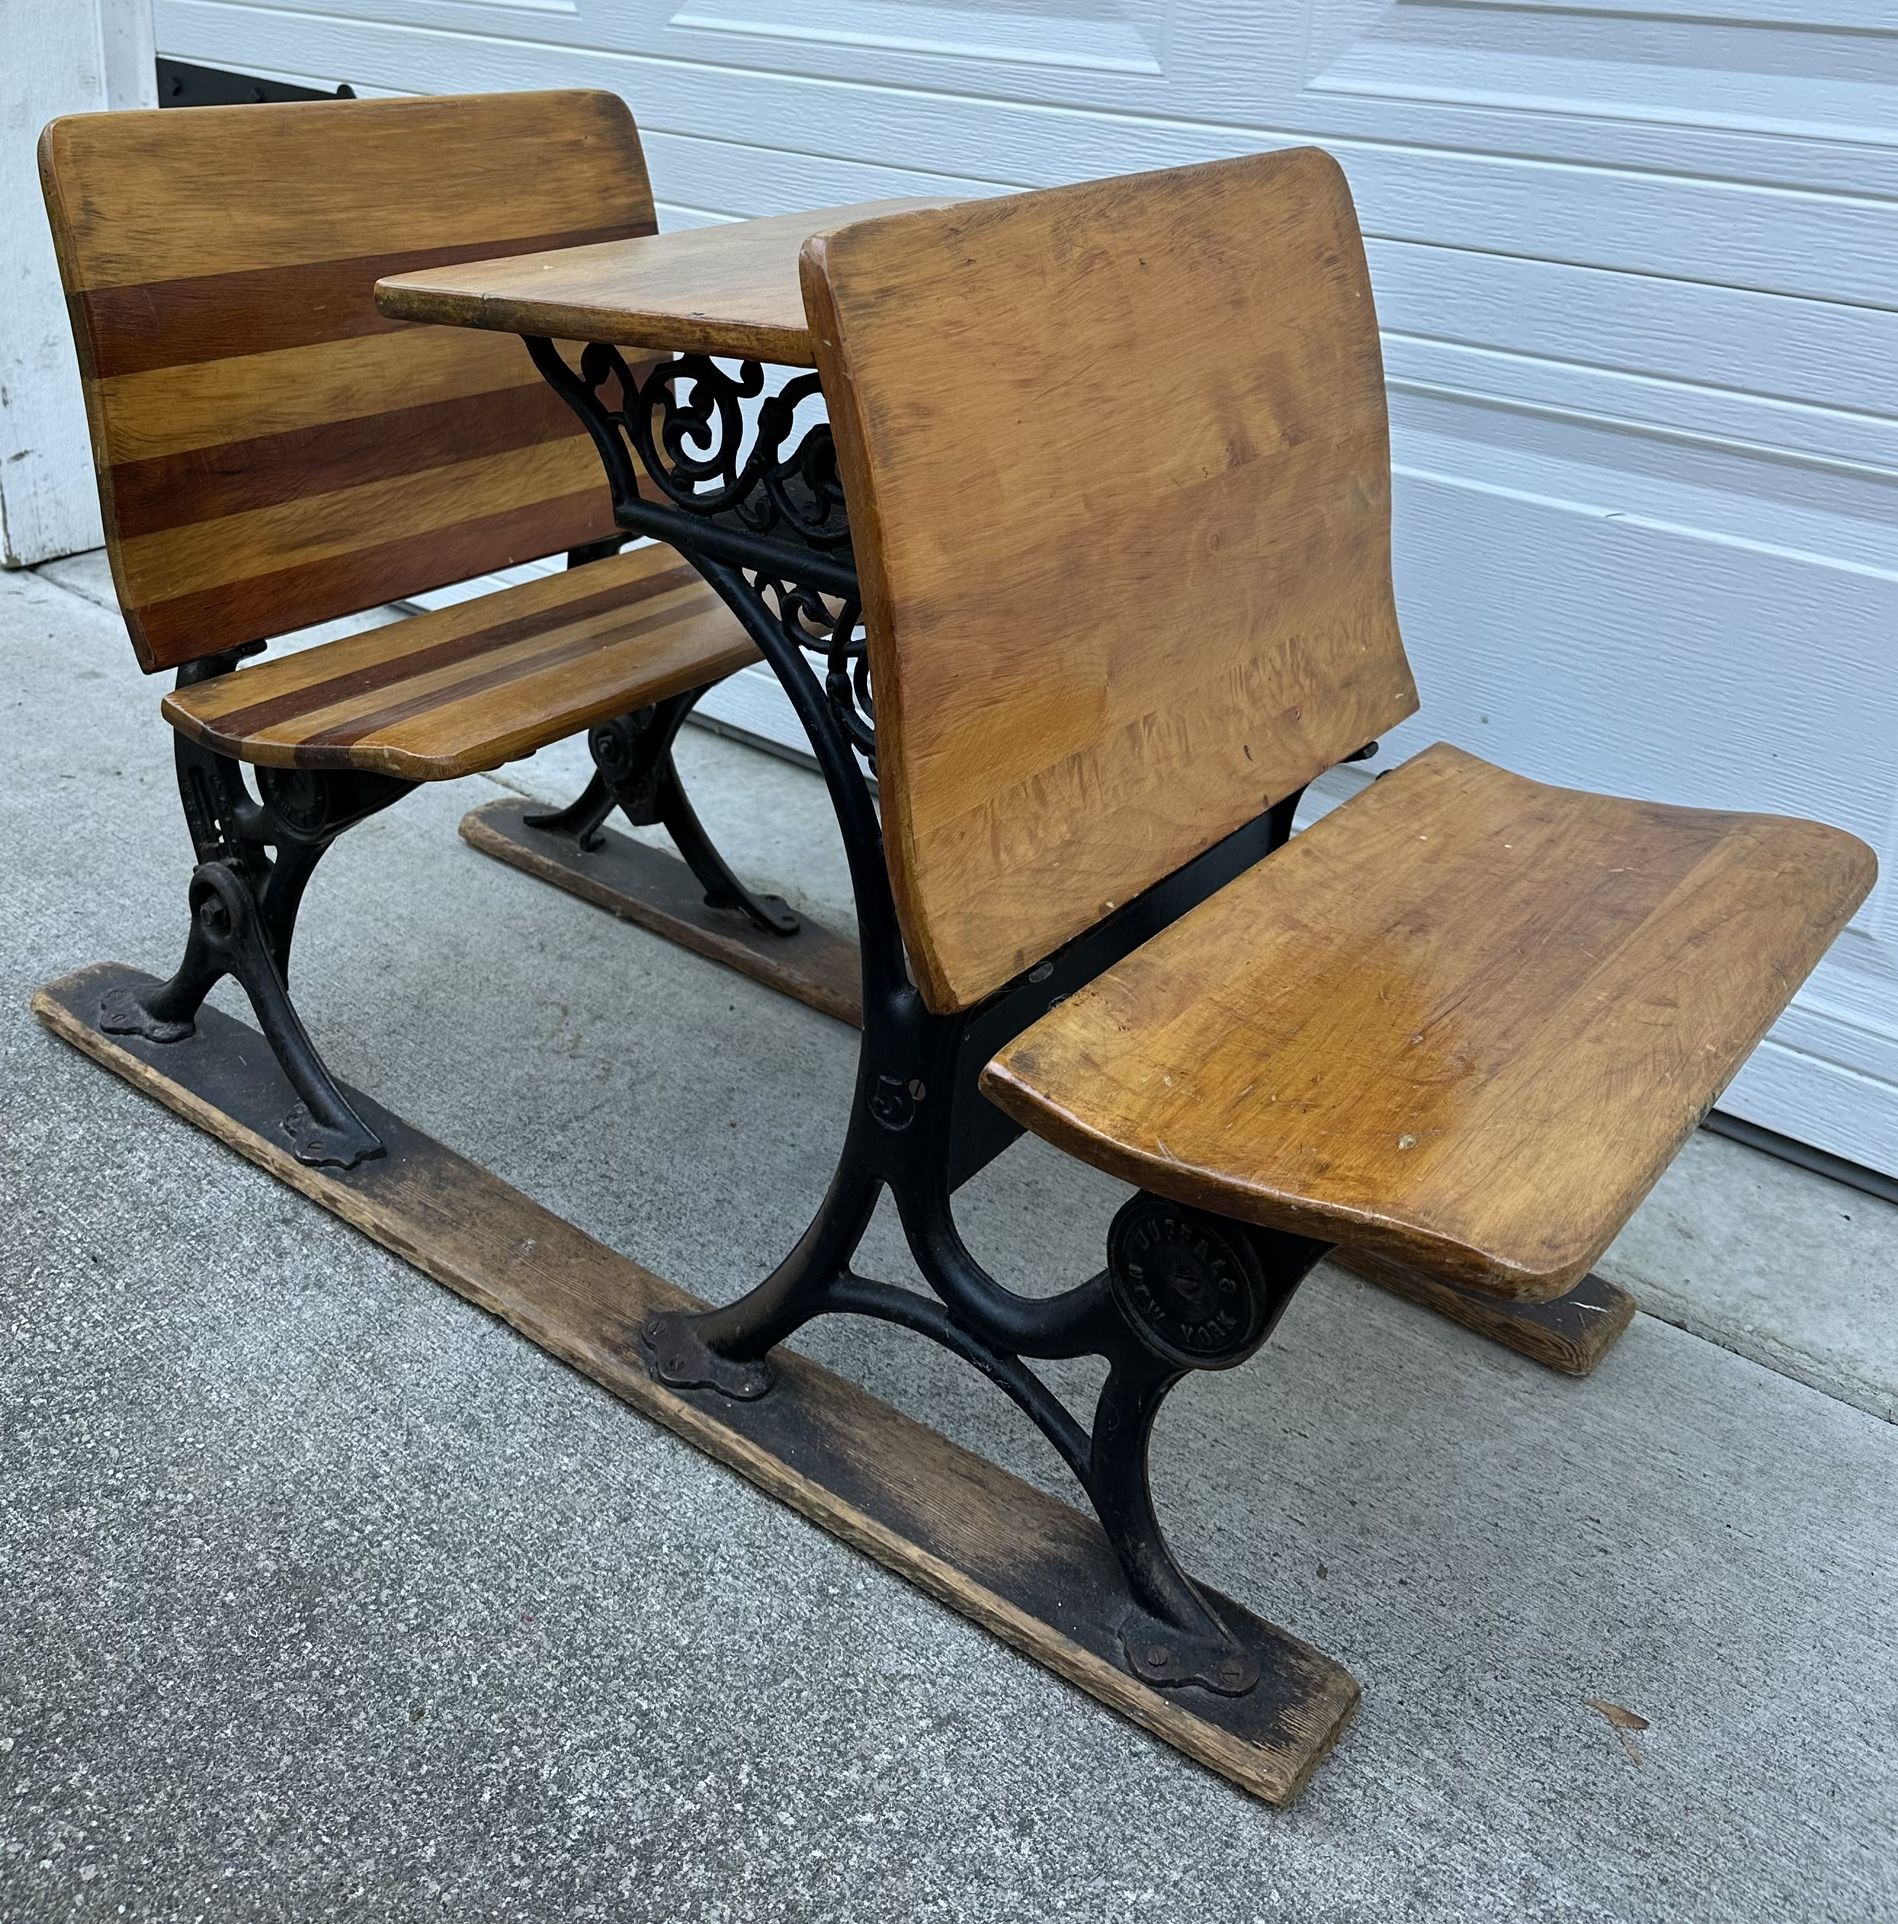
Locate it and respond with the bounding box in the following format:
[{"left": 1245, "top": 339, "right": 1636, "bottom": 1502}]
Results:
[
  {"left": 1089, "top": 1349, "right": 1261, "bottom": 1695},
  {"left": 652, "top": 760, "right": 799, "bottom": 936},
  {"left": 209, "top": 860, "right": 383, "bottom": 1168},
  {"left": 1092, "top": 1194, "right": 1331, "bottom": 1691},
  {"left": 257, "top": 836, "right": 326, "bottom": 980},
  {"left": 206, "top": 859, "right": 383, "bottom": 1170},
  {"left": 525, "top": 691, "right": 801, "bottom": 937},
  {"left": 104, "top": 856, "right": 382, "bottom": 1169},
  {"left": 522, "top": 768, "right": 617, "bottom": 850},
  {"left": 644, "top": 1147, "right": 883, "bottom": 1399}
]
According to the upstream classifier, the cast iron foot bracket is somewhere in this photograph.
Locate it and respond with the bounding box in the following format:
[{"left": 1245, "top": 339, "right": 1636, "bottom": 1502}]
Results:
[
  {"left": 643, "top": 1308, "right": 773, "bottom": 1400},
  {"left": 103, "top": 860, "right": 382, "bottom": 1170},
  {"left": 99, "top": 980, "right": 198, "bottom": 1046},
  {"left": 1120, "top": 1607, "right": 1260, "bottom": 1697}
]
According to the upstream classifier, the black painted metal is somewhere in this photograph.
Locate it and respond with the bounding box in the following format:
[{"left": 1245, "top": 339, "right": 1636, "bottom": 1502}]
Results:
[
  {"left": 525, "top": 339, "right": 872, "bottom": 758},
  {"left": 110, "top": 647, "right": 411, "bottom": 1170},
  {"left": 940, "top": 789, "right": 1305, "bottom": 1191},
  {"left": 531, "top": 338, "right": 1379, "bottom": 1696},
  {"left": 156, "top": 58, "right": 355, "bottom": 108},
  {"left": 520, "top": 545, "right": 804, "bottom": 935}
]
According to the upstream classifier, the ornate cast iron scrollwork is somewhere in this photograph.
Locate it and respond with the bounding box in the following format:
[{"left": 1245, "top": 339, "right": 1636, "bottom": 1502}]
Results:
[
  {"left": 755, "top": 573, "right": 875, "bottom": 765},
  {"left": 528, "top": 338, "right": 877, "bottom": 762},
  {"left": 572, "top": 344, "right": 851, "bottom": 551}
]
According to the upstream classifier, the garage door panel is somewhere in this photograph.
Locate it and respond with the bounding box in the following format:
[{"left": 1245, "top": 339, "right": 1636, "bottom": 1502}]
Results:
[
  {"left": 1391, "top": 376, "right": 1898, "bottom": 568},
  {"left": 1389, "top": 466, "right": 1894, "bottom": 844},
  {"left": 1367, "top": 243, "right": 1898, "bottom": 428},
  {"left": 1308, "top": 1, "right": 1898, "bottom": 148},
  {"left": 161, "top": 0, "right": 1898, "bottom": 194},
  {"left": 639, "top": 129, "right": 1002, "bottom": 223}
]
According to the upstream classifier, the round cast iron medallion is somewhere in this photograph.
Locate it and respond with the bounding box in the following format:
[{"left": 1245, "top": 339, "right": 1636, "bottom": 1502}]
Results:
[{"left": 1107, "top": 1195, "right": 1270, "bottom": 1371}]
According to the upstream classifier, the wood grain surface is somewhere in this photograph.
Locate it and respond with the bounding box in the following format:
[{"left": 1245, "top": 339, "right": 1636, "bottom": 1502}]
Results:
[
  {"left": 448, "top": 811, "right": 1644, "bottom": 1370},
  {"left": 161, "top": 546, "right": 755, "bottom": 780},
  {"left": 36, "top": 965, "right": 1358, "bottom": 1807},
  {"left": 39, "top": 91, "right": 654, "bottom": 671},
  {"left": 983, "top": 743, "right": 1875, "bottom": 1300},
  {"left": 802, "top": 149, "right": 1420, "bottom": 1011},
  {"left": 375, "top": 199, "right": 954, "bottom": 364}
]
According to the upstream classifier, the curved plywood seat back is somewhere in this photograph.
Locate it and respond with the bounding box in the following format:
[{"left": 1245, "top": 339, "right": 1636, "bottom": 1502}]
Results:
[
  {"left": 802, "top": 149, "right": 1421, "bottom": 1012},
  {"left": 39, "top": 90, "right": 653, "bottom": 672}
]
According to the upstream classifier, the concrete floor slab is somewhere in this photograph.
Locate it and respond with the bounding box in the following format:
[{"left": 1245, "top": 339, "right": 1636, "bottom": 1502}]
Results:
[{"left": 3, "top": 564, "right": 1895, "bottom": 1922}]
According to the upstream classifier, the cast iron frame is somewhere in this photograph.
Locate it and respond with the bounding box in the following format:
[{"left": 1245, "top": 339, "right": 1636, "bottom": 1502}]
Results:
[
  {"left": 530, "top": 336, "right": 1361, "bottom": 1694},
  {"left": 101, "top": 647, "right": 413, "bottom": 1169},
  {"left": 113, "top": 538, "right": 791, "bottom": 1171}
]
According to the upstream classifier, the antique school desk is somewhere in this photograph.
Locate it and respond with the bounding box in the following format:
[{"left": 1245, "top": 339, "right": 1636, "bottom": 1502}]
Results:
[{"left": 36, "top": 92, "right": 1872, "bottom": 1807}]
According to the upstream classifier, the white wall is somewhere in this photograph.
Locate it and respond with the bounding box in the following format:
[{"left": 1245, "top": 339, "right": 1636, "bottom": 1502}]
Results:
[
  {"left": 146, "top": 0, "right": 1898, "bottom": 1176},
  {"left": 0, "top": 0, "right": 155, "bottom": 567}
]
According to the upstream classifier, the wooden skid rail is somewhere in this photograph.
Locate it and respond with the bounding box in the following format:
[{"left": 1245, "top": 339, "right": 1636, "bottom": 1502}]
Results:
[
  {"left": 460, "top": 798, "right": 863, "bottom": 1026},
  {"left": 34, "top": 964, "right": 1358, "bottom": 1807},
  {"left": 1335, "top": 1251, "right": 1634, "bottom": 1378},
  {"left": 459, "top": 802, "right": 1638, "bottom": 1375}
]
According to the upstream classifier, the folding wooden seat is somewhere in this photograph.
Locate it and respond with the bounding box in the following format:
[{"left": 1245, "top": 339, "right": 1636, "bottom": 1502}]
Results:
[
  {"left": 603, "top": 150, "right": 1873, "bottom": 1789},
  {"left": 789, "top": 153, "right": 1871, "bottom": 1304},
  {"left": 37, "top": 91, "right": 779, "bottom": 1166}
]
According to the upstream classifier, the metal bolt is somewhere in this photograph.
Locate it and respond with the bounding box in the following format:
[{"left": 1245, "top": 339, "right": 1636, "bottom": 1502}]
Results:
[
  {"left": 1146, "top": 1643, "right": 1170, "bottom": 1669},
  {"left": 1218, "top": 1659, "right": 1247, "bottom": 1688}
]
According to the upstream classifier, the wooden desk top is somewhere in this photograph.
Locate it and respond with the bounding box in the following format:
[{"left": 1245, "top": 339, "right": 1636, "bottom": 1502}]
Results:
[{"left": 375, "top": 198, "right": 954, "bottom": 364}]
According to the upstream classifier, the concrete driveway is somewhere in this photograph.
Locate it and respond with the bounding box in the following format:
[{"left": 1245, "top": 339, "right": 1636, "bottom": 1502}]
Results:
[{"left": 4, "top": 559, "right": 1895, "bottom": 1922}]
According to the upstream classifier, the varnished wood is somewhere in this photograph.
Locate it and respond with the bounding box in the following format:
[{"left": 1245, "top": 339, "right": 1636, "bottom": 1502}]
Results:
[
  {"left": 39, "top": 91, "right": 656, "bottom": 671},
  {"left": 801, "top": 150, "right": 1420, "bottom": 1011},
  {"left": 374, "top": 199, "right": 953, "bottom": 365},
  {"left": 1338, "top": 1252, "right": 1637, "bottom": 1377},
  {"left": 984, "top": 744, "right": 1875, "bottom": 1300},
  {"left": 35, "top": 965, "right": 1358, "bottom": 1807},
  {"left": 161, "top": 545, "right": 755, "bottom": 781},
  {"left": 460, "top": 799, "right": 864, "bottom": 1023},
  {"left": 456, "top": 802, "right": 1639, "bottom": 1367}
]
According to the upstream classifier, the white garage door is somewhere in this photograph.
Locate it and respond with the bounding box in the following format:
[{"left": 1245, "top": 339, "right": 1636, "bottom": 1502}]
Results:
[{"left": 154, "top": 0, "right": 1898, "bottom": 1178}]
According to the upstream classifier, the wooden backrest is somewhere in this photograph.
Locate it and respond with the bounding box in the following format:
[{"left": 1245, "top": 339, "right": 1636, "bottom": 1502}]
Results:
[
  {"left": 801, "top": 149, "right": 1421, "bottom": 1013},
  {"left": 39, "top": 90, "right": 652, "bottom": 673}
]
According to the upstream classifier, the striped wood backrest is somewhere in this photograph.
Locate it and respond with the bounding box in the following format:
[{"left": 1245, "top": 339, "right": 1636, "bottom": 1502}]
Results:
[
  {"left": 39, "top": 90, "right": 652, "bottom": 673},
  {"left": 802, "top": 150, "right": 1421, "bottom": 1013}
]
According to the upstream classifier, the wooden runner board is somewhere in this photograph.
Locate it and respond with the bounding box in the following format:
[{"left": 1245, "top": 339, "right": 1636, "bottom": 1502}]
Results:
[
  {"left": 457, "top": 805, "right": 1637, "bottom": 1374},
  {"left": 460, "top": 798, "right": 863, "bottom": 1027},
  {"left": 1335, "top": 1250, "right": 1634, "bottom": 1378},
  {"left": 34, "top": 963, "right": 1358, "bottom": 1807}
]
